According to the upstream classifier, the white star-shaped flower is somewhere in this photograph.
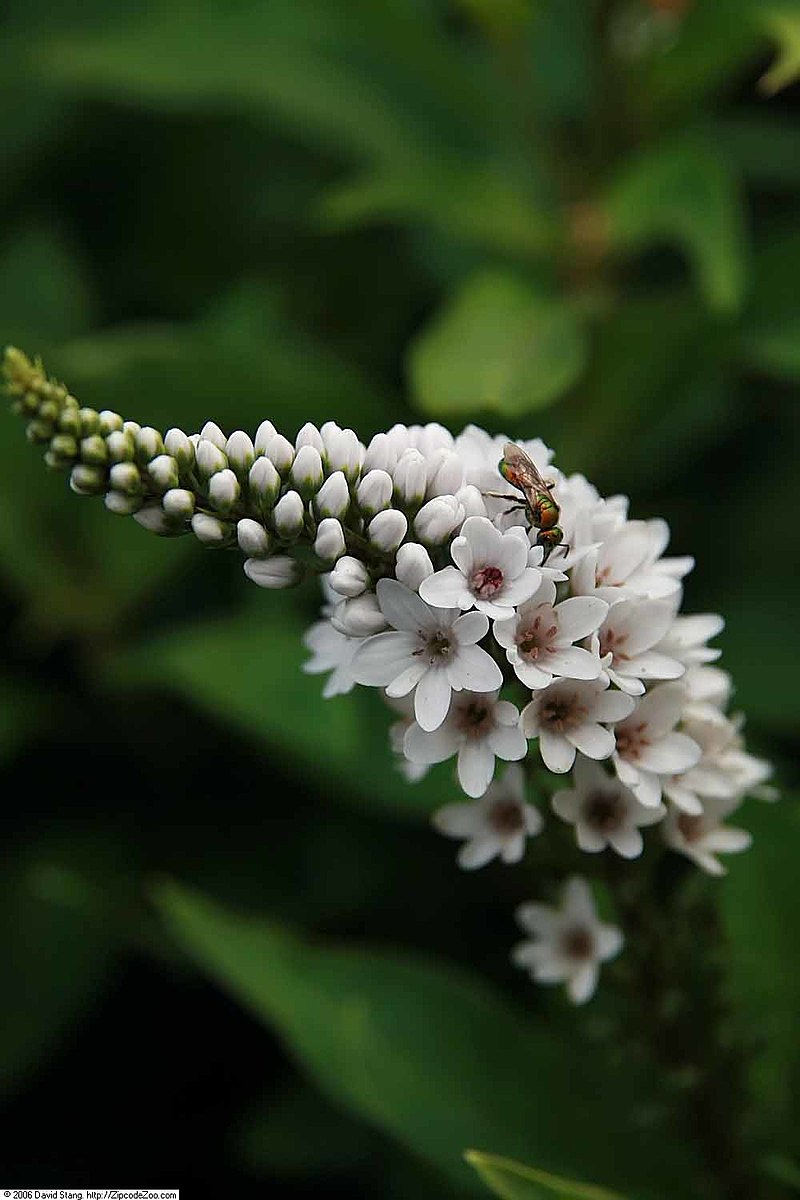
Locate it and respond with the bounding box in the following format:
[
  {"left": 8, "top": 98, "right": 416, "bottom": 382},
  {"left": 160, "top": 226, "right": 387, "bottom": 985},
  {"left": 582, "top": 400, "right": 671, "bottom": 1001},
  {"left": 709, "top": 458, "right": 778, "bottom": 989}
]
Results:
[
  {"left": 493, "top": 578, "right": 607, "bottom": 690},
  {"left": 350, "top": 579, "right": 503, "bottom": 732},
  {"left": 419, "top": 516, "right": 541, "bottom": 619},
  {"left": 432, "top": 764, "right": 543, "bottom": 868},
  {"left": 404, "top": 690, "right": 526, "bottom": 797},
  {"left": 612, "top": 682, "right": 701, "bottom": 808},
  {"left": 521, "top": 678, "right": 635, "bottom": 774},
  {"left": 513, "top": 876, "right": 623, "bottom": 1004},
  {"left": 551, "top": 757, "right": 665, "bottom": 858},
  {"left": 663, "top": 796, "right": 752, "bottom": 876},
  {"left": 597, "top": 597, "right": 685, "bottom": 696}
]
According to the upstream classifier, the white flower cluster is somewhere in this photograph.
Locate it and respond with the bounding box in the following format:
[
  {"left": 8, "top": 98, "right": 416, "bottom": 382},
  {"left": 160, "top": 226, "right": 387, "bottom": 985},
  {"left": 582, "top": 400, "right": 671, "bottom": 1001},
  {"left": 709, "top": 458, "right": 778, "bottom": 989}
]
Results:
[
  {"left": 4, "top": 350, "right": 773, "bottom": 1009},
  {"left": 300, "top": 422, "right": 773, "bottom": 1003}
]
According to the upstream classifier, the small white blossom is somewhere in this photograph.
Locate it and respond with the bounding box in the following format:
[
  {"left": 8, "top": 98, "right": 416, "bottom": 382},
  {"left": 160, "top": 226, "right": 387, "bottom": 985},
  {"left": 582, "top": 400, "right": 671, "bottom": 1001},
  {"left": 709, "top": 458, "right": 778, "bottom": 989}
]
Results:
[
  {"left": 420, "top": 517, "right": 541, "bottom": 618},
  {"left": 272, "top": 490, "right": 305, "bottom": 539},
  {"left": 513, "top": 876, "right": 623, "bottom": 1004},
  {"left": 148, "top": 454, "right": 180, "bottom": 493},
  {"left": 162, "top": 488, "right": 195, "bottom": 518},
  {"left": 195, "top": 438, "right": 228, "bottom": 478},
  {"left": 426, "top": 448, "right": 465, "bottom": 497},
  {"left": 356, "top": 469, "right": 393, "bottom": 517},
  {"left": 612, "top": 682, "right": 701, "bottom": 808},
  {"left": 663, "top": 797, "right": 752, "bottom": 876},
  {"left": 290, "top": 444, "right": 324, "bottom": 496},
  {"left": 133, "top": 505, "right": 175, "bottom": 535},
  {"left": 254, "top": 419, "right": 277, "bottom": 454},
  {"left": 552, "top": 758, "right": 665, "bottom": 858},
  {"left": 313, "top": 517, "right": 346, "bottom": 563},
  {"left": 328, "top": 555, "right": 369, "bottom": 598},
  {"left": 164, "top": 427, "right": 195, "bottom": 468},
  {"left": 266, "top": 433, "right": 295, "bottom": 474},
  {"left": 314, "top": 471, "right": 350, "bottom": 519},
  {"left": 200, "top": 420, "right": 227, "bottom": 450},
  {"left": 414, "top": 495, "right": 465, "bottom": 544},
  {"left": 190, "top": 512, "right": 229, "bottom": 544},
  {"left": 493, "top": 578, "right": 607, "bottom": 689},
  {"left": 522, "top": 679, "right": 635, "bottom": 774},
  {"left": 303, "top": 619, "right": 360, "bottom": 697},
  {"left": 208, "top": 468, "right": 240, "bottom": 513},
  {"left": 368, "top": 508, "right": 407, "bottom": 553},
  {"left": 404, "top": 689, "right": 526, "bottom": 796},
  {"left": 237, "top": 517, "right": 271, "bottom": 558},
  {"left": 393, "top": 448, "right": 427, "bottom": 505},
  {"left": 394, "top": 542, "right": 434, "bottom": 592},
  {"left": 656, "top": 613, "right": 724, "bottom": 668},
  {"left": 663, "top": 708, "right": 773, "bottom": 815},
  {"left": 351, "top": 580, "right": 502, "bottom": 732},
  {"left": 597, "top": 597, "right": 684, "bottom": 695},
  {"left": 433, "top": 765, "right": 542, "bottom": 868},
  {"left": 225, "top": 430, "right": 255, "bottom": 474},
  {"left": 325, "top": 427, "right": 362, "bottom": 480},
  {"left": 330, "top": 593, "right": 387, "bottom": 637},
  {"left": 249, "top": 456, "right": 281, "bottom": 506},
  {"left": 244, "top": 554, "right": 302, "bottom": 588},
  {"left": 363, "top": 432, "right": 397, "bottom": 475},
  {"left": 295, "top": 421, "right": 324, "bottom": 453}
]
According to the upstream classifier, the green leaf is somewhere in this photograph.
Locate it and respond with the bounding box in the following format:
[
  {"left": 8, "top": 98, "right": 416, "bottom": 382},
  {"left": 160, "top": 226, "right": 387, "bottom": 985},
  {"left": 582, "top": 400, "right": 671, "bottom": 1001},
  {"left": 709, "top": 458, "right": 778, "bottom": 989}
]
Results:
[
  {"left": 408, "top": 271, "right": 587, "bottom": 418},
  {"left": 0, "top": 220, "right": 96, "bottom": 348},
  {"left": 757, "top": 7, "right": 800, "bottom": 94},
  {"left": 719, "top": 800, "right": 800, "bottom": 1153},
  {"left": 466, "top": 1151, "right": 625, "bottom": 1200},
  {"left": 738, "top": 229, "right": 800, "bottom": 381},
  {"left": 103, "top": 596, "right": 462, "bottom": 819},
  {"left": 603, "top": 135, "right": 748, "bottom": 314},
  {"left": 154, "top": 881, "right": 702, "bottom": 1199}
]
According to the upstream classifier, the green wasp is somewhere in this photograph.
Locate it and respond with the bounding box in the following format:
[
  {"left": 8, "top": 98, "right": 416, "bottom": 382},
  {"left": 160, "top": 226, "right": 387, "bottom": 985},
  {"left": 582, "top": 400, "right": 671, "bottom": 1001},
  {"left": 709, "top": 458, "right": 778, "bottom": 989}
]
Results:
[{"left": 487, "top": 442, "right": 567, "bottom": 563}]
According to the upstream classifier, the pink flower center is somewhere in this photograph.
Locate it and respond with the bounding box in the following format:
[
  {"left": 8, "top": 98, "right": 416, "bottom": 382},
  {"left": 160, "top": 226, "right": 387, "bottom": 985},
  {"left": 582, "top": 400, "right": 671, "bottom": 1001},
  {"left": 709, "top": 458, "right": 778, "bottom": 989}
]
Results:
[
  {"left": 489, "top": 800, "right": 525, "bottom": 835},
  {"left": 471, "top": 565, "right": 504, "bottom": 599},
  {"left": 599, "top": 626, "right": 629, "bottom": 662},
  {"left": 518, "top": 613, "right": 558, "bottom": 660},
  {"left": 561, "top": 925, "right": 595, "bottom": 961}
]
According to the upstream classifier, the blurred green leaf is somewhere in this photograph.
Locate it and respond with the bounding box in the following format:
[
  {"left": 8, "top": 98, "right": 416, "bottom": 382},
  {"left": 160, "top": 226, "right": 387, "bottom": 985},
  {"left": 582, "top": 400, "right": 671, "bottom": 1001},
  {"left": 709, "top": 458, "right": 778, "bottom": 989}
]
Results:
[
  {"left": 0, "top": 679, "right": 46, "bottom": 764},
  {"left": 738, "top": 229, "right": 800, "bottom": 381},
  {"left": 409, "top": 271, "right": 587, "bottom": 418},
  {"left": 757, "top": 7, "right": 800, "bottom": 94},
  {"left": 761, "top": 1152, "right": 800, "bottom": 1193},
  {"left": 0, "top": 221, "right": 95, "bottom": 350},
  {"left": 720, "top": 800, "right": 800, "bottom": 1153},
  {"left": 155, "top": 880, "right": 702, "bottom": 1200},
  {"left": 104, "top": 594, "right": 462, "bottom": 819},
  {"left": 713, "top": 116, "right": 800, "bottom": 188},
  {"left": 466, "top": 1150, "right": 625, "bottom": 1200},
  {"left": 603, "top": 135, "right": 748, "bottom": 314}
]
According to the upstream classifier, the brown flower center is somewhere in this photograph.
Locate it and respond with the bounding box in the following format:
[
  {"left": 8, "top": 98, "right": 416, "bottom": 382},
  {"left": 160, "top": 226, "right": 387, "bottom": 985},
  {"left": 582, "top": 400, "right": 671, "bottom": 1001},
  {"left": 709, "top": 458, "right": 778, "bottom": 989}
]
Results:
[
  {"left": 677, "top": 813, "right": 704, "bottom": 843},
  {"left": 561, "top": 925, "right": 595, "bottom": 961},
  {"left": 418, "top": 631, "right": 452, "bottom": 664},
  {"left": 584, "top": 790, "right": 625, "bottom": 833},
  {"left": 456, "top": 701, "right": 493, "bottom": 740},
  {"left": 489, "top": 800, "right": 525, "bottom": 835},
  {"left": 472, "top": 565, "right": 504, "bottom": 599},
  {"left": 518, "top": 614, "right": 558, "bottom": 660},
  {"left": 539, "top": 694, "right": 586, "bottom": 734},
  {"left": 599, "top": 627, "right": 629, "bottom": 662},
  {"left": 615, "top": 721, "right": 648, "bottom": 760}
]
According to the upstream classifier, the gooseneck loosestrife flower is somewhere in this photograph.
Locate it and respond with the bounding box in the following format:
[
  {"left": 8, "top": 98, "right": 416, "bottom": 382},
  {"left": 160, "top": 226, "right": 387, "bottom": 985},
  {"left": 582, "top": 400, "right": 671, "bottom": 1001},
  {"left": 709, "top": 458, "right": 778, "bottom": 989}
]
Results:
[{"left": 4, "top": 348, "right": 773, "bottom": 1005}]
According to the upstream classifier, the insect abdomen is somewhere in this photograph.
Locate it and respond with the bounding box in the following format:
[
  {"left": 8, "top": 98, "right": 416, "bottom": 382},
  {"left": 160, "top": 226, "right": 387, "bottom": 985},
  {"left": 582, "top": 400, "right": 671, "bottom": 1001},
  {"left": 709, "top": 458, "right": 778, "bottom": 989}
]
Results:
[{"left": 533, "top": 494, "right": 559, "bottom": 529}]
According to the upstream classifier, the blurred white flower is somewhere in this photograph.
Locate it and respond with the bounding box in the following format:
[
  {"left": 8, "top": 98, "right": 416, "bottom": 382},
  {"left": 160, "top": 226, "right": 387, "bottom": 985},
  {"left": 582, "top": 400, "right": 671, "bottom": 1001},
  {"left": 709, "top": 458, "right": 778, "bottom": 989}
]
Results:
[
  {"left": 521, "top": 678, "right": 635, "bottom": 773},
  {"left": 663, "top": 797, "right": 752, "bottom": 876},
  {"left": 404, "top": 690, "right": 526, "bottom": 797},
  {"left": 432, "top": 764, "right": 542, "bottom": 868},
  {"left": 552, "top": 758, "right": 665, "bottom": 858}
]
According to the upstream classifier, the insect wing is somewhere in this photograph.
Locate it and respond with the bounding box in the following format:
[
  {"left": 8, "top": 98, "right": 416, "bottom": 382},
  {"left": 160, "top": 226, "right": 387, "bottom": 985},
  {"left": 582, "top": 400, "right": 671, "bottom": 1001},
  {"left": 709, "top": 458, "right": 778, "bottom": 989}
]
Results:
[{"left": 502, "top": 443, "right": 556, "bottom": 503}]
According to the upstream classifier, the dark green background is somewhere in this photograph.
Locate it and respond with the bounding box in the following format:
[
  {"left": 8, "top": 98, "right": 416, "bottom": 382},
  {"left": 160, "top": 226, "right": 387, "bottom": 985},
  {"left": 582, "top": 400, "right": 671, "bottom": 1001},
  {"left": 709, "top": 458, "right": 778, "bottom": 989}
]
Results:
[{"left": 1, "top": 2, "right": 799, "bottom": 1197}]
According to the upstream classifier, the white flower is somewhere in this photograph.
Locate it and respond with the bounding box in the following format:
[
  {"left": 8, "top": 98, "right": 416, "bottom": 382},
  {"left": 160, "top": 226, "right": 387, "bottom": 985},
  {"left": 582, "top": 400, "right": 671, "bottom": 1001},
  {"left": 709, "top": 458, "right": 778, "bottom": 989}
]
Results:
[
  {"left": 404, "top": 689, "right": 526, "bottom": 796},
  {"left": 393, "top": 448, "right": 427, "bottom": 505},
  {"left": 656, "top": 613, "right": 724, "bottom": 668},
  {"left": 272, "top": 490, "right": 305, "bottom": 539},
  {"left": 209, "top": 468, "right": 240, "bottom": 512},
  {"left": 414, "top": 494, "right": 465, "bottom": 544},
  {"left": 351, "top": 580, "right": 503, "bottom": 732},
  {"left": 314, "top": 470, "right": 350, "bottom": 519},
  {"left": 244, "top": 554, "right": 302, "bottom": 588},
  {"left": 597, "top": 597, "right": 684, "bottom": 695},
  {"left": 513, "top": 876, "right": 623, "bottom": 1004},
  {"left": 368, "top": 508, "right": 407, "bottom": 552},
  {"left": 363, "top": 431, "right": 397, "bottom": 475},
  {"left": 552, "top": 758, "right": 665, "bottom": 858},
  {"left": 395, "top": 542, "right": 434, "bottom": 591},
  {"left": 249, "top": 456, "right": 281, "bottom": 506},
  {"left": 356, "top": 469, "right": 393, "bottom": 517},
  {"left": 419, "top": 516, "right": 541, "bottom": 619},
  {"left": 493, "top": 578, "right": 607, "bottom": 689},
  {"left": 295, "top": 421, "right": 324, "bottom": 453},
  {"left": 612, "top": 682, "right": 701, "bottom": 807},
  {"left": 237, "top": 517, "right": 271, "bottom": 558},
  {"left": 432, "top": 764, "right": 542, "bottom": 868},
  {"left": 521, "top": 679, "right": 635, "bottom": 774},
  {"left": 313, "top": 517, "right": 346, "bottom": 563},
  {"left": 328, "top": 555, "right": 369, "bottom": 598},
  {"left": 226, "top": 430, "right": 255, "bottom": 474},
  {"left": 663, "top": 796, "right": 752, "bottom": 876},
  {"left": 330, "top": 593, "right": 387, "bottom": 637},
  {"left": 570, "top": 521, "right": 659, "bottom": 602},
  {"left": 663, "top": 708, "right": 773, "bottom": 814},
  {"left": 303, "top": 619, "right": 360, "bottom": 698}
]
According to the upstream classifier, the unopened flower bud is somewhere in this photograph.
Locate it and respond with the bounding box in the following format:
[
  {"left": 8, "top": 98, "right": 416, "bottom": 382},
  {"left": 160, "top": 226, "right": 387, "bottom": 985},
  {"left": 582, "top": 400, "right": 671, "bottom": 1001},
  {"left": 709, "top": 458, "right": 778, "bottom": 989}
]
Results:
[
  {"left": 330, "top": 594, "right": 387, "bottom": 637},
  {"left": 98, "top": 410, "right": 124, "bottom": 436},
  {"left": 164, "top": 427, "right": 195, "bottom": 469},
  {"left": 163, "top": 488, "right": 195, "bottom": 518},
  {"left": 249, "top": 456, "right": 281, "bottom": 508},
  {"left": 272, "top": 490, "right": 305, "bottom": 539},
  {"left": 209, "top": 468, "right": 240, "bottom": 512},
  {"left": 326, "top": 427, "right": 362, "bottom": 481},
  {"left": 368, "top": 509, "right": 407, "bottom": 553},
  {"left": 314, "top": 517, "right": 346, "bottom": 562},
  {"left": 49, "top": 434, "right": 78, "bottom": 463},
  {"left": 196, "top": 438, "right": 228, "bottom": 478},
  {"left": 395, "top": 542, "right": 434, "bottom": 591},
  {"left": 123, "top": 420, "right": 142, "bottom": 439},
  {"left": 393, "top": 448, "right": 427, "bottom": 506},
  {"left": 356, "top": 469, "right": 392, "bottom": 517},
  {"left": 267, "top": 433, "right": 294, "bottom": 474},
  {"left": 134, "top": 506, "right": 179, "bottom": 535},
  {"left": 295, "top": 422, "right": 325, "bottom": 454},
  {"left": 314, "top": 470, "right": 350, "bottom": 519},
  {"left": 386, "top": 423, "right": 412, "bottom": 455},
  {"left": 244, "top": 555, "right": 304, "bottom": 589},
  {"left": 363, "top": 432, "right": 397, "bottom": 475},
  {"left": 428, "top": 449, "right": 464, "bottom": 497},
  {"left": 79, "top": 408, "right": 100, "bottom": 437},
  {"left": 80, "top": 435, "right": 108, "bottom": 466},
  {"left": 456, "top": 484, "right": 487, "bottom": 520},
  {"left": 105, "top": 490, "right": 142, "bottom": 515},
  {"left": 70, "top": 463, "right": 107, "bottom": 495},
  {"left": 200, "top": 420, "right": 227, "bottom": 450},
  {"left": 57, "top": 408, "right": 81, "bottom": 438},
  {"left": 418, "top": 422, "right": 453, "bottom": 457},
  {"left": 237, "top": 518, "right": 272, "bottom": 558},
  {"left": 109, "top": 462, "right": 141, "bottom": 494},
  {"left": 191, "top": 512, "right": 230, "bottom": 545},
  {"left": 328, "top": 555, "right": 369, "bottom": 598},
  {"left": 414, "top": 495, "right": 465, "bottom": 544},
  {"left": 106, "top": 430, "right": 135, "bottom": 463},
  {"left": 254, "top": 419, "right": 277, "bottom": 454},
  {"left": 226, "top": 430, "right": 255, "bottom": 475},
  {"left": 290, "top": 444, "right": 324, "bottom": 497},
  {"left": 148, "top": 454, "right": 180, "bottom": 493},
  {"left": 135, "top": 426, "right": 163, "bottom": 462}
]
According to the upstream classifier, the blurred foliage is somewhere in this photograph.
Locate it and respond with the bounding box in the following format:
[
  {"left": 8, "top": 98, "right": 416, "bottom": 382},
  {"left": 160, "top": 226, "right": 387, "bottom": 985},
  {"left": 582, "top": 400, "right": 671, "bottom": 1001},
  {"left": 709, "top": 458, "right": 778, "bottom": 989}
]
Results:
[{"left": 0, "top": 0, "right": 798, "bottom": 1197}]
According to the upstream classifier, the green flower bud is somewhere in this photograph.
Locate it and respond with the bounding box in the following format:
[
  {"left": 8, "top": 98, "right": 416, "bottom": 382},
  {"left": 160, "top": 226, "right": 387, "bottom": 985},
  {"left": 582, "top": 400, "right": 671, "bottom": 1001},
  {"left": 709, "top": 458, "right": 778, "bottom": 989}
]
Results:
[
  {"left": 105, "top": 490, "right": 143, "bottom": 515},
  {"left": 109, "top": 461, "right": 142, "bottom": 494},
  {"left": 98, "top": 410, "right": 124, "bottom": 436},
  {"left": 80, "top": 435, "right": 109, "bottom": 466},
  {"left": 70, "top": 464, "right": 107, "bottom": 495},
  {"left": 163, "top": 488, "right": 195, "bottom": 519},
  {"left": 106, "top": 430, "right": 136, "bottom": 462},
  {"left": 164, "top": 427, "right": 195, "bottom": 470},
  {"left": 79, "top": 408, "right": 100, "bottom": 436},
  {"left": 148, "top": 454, "right": 180, "bottom": 493},
  {"left": 135, "top": 426, "right": 164, "bottom": 462}
]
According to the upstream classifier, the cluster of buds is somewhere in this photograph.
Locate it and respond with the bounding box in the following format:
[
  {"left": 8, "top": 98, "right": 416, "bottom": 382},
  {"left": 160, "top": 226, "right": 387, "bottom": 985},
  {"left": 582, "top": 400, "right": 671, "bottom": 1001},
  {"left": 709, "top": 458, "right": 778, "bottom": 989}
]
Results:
[{"left": 4, "top": 348, "right": 774, "bottom": 1004}]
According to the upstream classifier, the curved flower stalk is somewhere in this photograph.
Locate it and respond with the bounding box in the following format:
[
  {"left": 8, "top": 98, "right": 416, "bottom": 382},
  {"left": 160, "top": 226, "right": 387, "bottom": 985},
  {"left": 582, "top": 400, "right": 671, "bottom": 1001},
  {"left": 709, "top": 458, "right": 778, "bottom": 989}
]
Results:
[{"left": 3, "top": 347, "right": 774, "bottom": 1003}]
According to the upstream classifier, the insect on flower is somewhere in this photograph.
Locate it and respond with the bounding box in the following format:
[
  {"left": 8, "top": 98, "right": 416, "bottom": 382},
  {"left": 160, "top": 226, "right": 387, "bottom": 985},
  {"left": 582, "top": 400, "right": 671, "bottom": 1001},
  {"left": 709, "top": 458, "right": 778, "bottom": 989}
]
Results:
[{"left": 488, "top": 442, "right": 567, "bottom": 562}]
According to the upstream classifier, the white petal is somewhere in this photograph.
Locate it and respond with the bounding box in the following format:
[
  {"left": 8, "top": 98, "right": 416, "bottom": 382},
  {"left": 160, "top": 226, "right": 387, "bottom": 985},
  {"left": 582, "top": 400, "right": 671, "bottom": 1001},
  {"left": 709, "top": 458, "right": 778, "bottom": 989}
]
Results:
[
  {"left": 539, "top": 730, "right": 576, "bottom": 773},
  {"left": 414, "top": 669, "right": 453, "bottom": 731},
  {"left": 419, "top": 567, "right": 471, "bottom": 610},
  {"left": 516, "top": 903, "right": 558, "bottom": 936},
  {"left": 705, "top": 827, "right": 752, "bottom": 854},
  {"left": 403, "top": 722, "right": 458, "bottom": 764},
  {"left": 500, "top": 833, "right": 527, "bottom": 863},
  {"left": 637, "top": 732, "right": 701, "bottom": 775},
  {"left": 377, "top": 578, "right": 441, "bottom": 632},
  {"left": 458, "top": 741, "right": 496, "bottom": 797},
  {"left": 512, "top": 660, "right": 554, "bottom": 690},
  {"left": 551, "top": 790, "right": 580, "bottom": 821},
  {"left": 623, "top": 651, "right": 685, "bottom": 681},
  {"left": 497, "top": 530, "right": 529, "bottom": 578},
  {"left": 448, "top": 644, "right": 504, "bottom": 692},
  {"left": 499, "top": 568, "right": 542, "bottom": 606},
  {"left": 432, "top": 802, "right": 482, "bottom": 837},
  {"left": 546, "top": 645, "right": 602, "bottom": 681},
  {"left": 569, "top": 722, "right": 616, "bottom": 761},
  {"left": 489, "top": 721, "right": 527, "bottom": 762},
  {"left": 351, "top": 632, "right": 417, "bottom": 685},
  {"left": 452, "top": 610, "right": 490, "bottom": 645},
  {"left": 608, "top": 827, "right": 644, "bottom": 859},
  {"left": 567, "top": 963, "right": 599, "bottom": 1005},
  {"left": 562, "top": 876, "right": 596, "bottom": 922},
  {"left": 615, "top": 600, "right": 675, "bottom": 656},
  {"left": 636, "top": 682, "right": 684, "bottom": 737},
  {"left": 555, "top": 596, "right": 609, "bottom": 642},
  {"left": 450, "top": 534, "right": 474, "bottom": 576},
  {"left": 630, "top": 770, "right": 663, "bottom": 808},
  {"left": 596, "top": 925, "right": 624, "bottom": 960},
  {"left": 576, "top": 826, "right": 607, "bottom": 853},
  {"left": 592, "top": 689, "right": 637, "bottom": 724},
  {"left": 457, "top": 834, "right": 501, "bottom": 869},
  {"left": 384, "top": 661, "right": 428, "bottom": 697},
  {"left": 462, "top": 516, "right": 502, "bottom": 566}
]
